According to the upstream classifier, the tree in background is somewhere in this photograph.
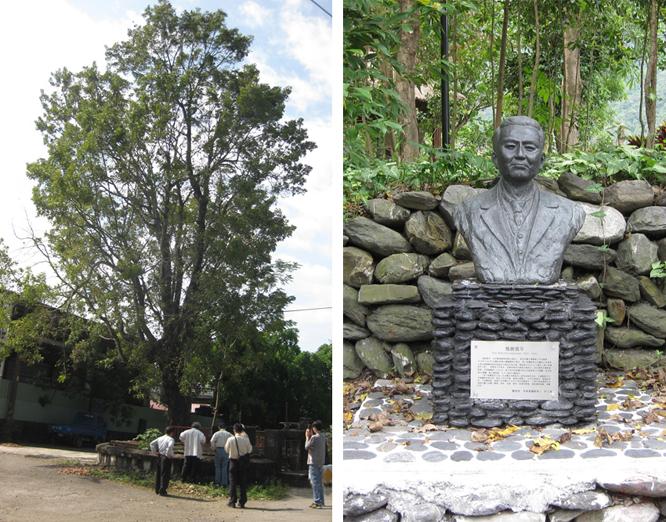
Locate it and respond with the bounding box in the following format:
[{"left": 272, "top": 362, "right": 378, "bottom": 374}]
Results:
[{"left": 26, "top": 1, "right": 314, "bottom": 424}]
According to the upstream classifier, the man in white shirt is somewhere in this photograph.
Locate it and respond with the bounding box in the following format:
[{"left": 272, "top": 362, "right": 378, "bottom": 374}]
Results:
[
  {"left": 210, "top": 423, "right": 232, "bottom": 487},
  {"left": 149, "top": 426, "right": 176, "bottom": 496},
  {"left": 224, "top": 423, "right": 252, "bottom": 508},
  {"left": 179, "top": 421, "right": 206, "bottom": 483}
]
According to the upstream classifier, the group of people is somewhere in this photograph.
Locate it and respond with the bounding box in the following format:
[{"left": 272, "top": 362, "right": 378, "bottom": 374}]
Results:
[
  {"left": 149, "top": 421, "right": 252, "bottom": 508},
  {"left": 149, "top": 419, "right": 327, "bottom": 510}
]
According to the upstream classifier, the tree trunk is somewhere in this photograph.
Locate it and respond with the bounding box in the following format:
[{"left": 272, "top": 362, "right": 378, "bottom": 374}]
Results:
[
  {"left": 489, "top": 0, "right": 496, "bottom": 124},
  {"left": 560, "top": 22, "right": 582, "bottom": 152},
  {"left": 162, "top": 369, "right": 190, "bottom": 426},
  {"left": 210, "top": 369, "right": 223, "bottom": 431},
  {"left": 450, "top": 14, "right": 458, "bottom": 149},
  {"left": 494, "top": 0, "right": 510, "bottom": 127},
  {"left": 639, "top": 16, "right": 648, "bottom": 142},
  {"left": 380, "top": 58, "right": 396, "bottom": 158},
  {"left": 645, "top": 0, "right": 658, "bottom": 148},
  {"left": 396, "top": 0, "right": 420, "bottom": 161},
  {"left": 517, "top": 31, "right": 523, "bottom": 115},
  {"left": 528, "top": 0, "right": 540, "bottom": 118}
]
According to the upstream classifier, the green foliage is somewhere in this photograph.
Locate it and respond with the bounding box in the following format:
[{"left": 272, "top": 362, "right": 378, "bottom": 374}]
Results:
[
  {"left": 541, "top": 146, "right": 666, "bottom": 185},
  {"left": 650, "top": 262, "right": 666, "bottom": 279},
  {"left": 595, "top": 310, "right": 615, "bottom": 328},
  {"left": 133, "top": 428, "right": 163, "bottom": 450},
  {"left": 344, "top": 150, "right": 495, "bottom": 210}
]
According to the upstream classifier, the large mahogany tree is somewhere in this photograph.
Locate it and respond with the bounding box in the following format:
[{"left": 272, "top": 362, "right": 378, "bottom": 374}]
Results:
[{"left": 27, "top": 1, "right": 314, "bottom": 424}]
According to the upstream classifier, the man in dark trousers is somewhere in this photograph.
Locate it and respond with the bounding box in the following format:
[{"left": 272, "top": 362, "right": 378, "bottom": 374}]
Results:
[
  {"left": 225, "top": 423, "right": 252, "bottom": 508},
  {"left": 149, "top": 426, "right": 176, "bottom": 496},
  {"left": 305, "top": 420, "right": 326, "bottom": 508},
  {"left": 179, "top": 421, "right": 206, "bottom": 483}
]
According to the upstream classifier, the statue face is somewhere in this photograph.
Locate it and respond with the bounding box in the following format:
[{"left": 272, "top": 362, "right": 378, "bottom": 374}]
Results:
[{"left": 493, "top": 124, "right": 544, "bottom": 183}]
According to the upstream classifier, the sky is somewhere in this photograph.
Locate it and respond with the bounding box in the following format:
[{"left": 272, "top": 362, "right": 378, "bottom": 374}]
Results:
[{"left": 0, "top": 0, "right": 333, "bottom": 352}]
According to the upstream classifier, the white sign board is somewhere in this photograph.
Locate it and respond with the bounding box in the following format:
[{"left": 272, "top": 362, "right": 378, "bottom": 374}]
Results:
[{"left": 470, "top": 340, "right": 559, "bottom": 400}]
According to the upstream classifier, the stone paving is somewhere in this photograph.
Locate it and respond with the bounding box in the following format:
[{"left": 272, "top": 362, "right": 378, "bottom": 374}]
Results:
[{"left": 344, "top": 374, "right": 666, "bottom": 465}]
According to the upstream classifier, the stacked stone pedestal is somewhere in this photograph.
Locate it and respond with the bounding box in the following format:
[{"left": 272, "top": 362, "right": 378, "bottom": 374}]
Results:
[{"left": 432, "top": 280, "right": 598, "bottom": 427}]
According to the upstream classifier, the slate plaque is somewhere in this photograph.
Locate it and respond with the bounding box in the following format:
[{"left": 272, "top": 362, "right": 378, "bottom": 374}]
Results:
[{"left": 470, "top": 340, "right": 559, "bottom": 400}]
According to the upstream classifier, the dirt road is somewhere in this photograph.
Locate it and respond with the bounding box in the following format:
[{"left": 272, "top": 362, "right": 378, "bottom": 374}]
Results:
[{"left": 0, "top": 444, "right": 331, "bottom": 521}]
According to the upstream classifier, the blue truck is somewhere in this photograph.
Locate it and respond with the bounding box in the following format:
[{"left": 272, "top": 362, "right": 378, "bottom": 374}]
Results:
[{"left": 48, "top": 412, "right": 108, "bottom": 447}]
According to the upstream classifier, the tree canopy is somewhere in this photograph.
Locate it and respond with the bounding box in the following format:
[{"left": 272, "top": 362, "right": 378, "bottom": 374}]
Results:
[{"left": 25, "top": 1, "right": 315, "bottom": 424}]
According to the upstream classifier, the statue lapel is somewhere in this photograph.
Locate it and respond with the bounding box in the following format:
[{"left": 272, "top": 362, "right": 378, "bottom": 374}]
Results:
[{"left": 479, "top": 187, "right": 516, "bottom": 273}]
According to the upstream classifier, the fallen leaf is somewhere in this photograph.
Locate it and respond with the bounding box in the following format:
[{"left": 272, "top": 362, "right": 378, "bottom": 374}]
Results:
[
  {"left": 471, "top": 430, "right": 489, "bottom": 443},
  {"left": 368, "top": 421, "right": 384, "bottom": 433},
  {"left": 571, "top": 427, "right": 596, "bottom": 435},
  {"left": 559, "top": 432, "right": 572, "bottom": 444},
  {"left": 606, "top": 375, "right": 624, "bottom": 388},
  {"left": 606, "top": 403, "right": 620, "bottom": 411},
  {"left": 530, "top": 436, "right": 560, "bottom": 455}
]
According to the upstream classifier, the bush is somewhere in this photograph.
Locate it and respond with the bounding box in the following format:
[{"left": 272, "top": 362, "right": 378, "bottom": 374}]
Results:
[
  {"left": 541, "top": 145, "right": 666, "bottom": 184},
  {"left": 133, "top": 428, "right": 163, "bottom": 450}
]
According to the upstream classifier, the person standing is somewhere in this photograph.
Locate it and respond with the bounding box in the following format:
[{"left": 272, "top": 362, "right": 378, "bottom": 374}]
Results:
[
  {"left": 210, "top": 423, "right": 232, "bottom": 487},
  {"left": 305, "top": 420, "right": 326, "bottom": 508},
  {"left": 149, "top": 426, "right": 176, "bottom": 496},
  {"left": 225, "top": 423, "right": 252, "bottom": 508},
  {"left": 179, "top": 421, "right": 206, "bottom": 483}
]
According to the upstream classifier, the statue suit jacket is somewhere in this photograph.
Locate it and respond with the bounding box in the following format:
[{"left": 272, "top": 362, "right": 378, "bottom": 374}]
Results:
[{"left": 454, "top": 184, "right": 586, "bottom": 284}]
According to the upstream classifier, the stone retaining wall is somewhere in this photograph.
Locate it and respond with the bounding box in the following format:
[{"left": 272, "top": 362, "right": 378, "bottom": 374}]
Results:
[
  {"left": 344, "top": 486, "right": 666, "bottom": 521},
  {"left": 432, "top": 282, "right": 597, "bottom": 427},
  {"left": 343, "top": 176, "right": 666, "bottom": 380}
]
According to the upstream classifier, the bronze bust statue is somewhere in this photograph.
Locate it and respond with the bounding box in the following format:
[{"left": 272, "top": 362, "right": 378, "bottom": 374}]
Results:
[{"left": 454, "top": 116, "right": 586, "bottom": 284}]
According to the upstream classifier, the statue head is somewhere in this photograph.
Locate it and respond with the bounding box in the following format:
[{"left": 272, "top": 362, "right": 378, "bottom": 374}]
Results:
[{"left": 492, "top": 116, "right": 545, "bottom": 185}]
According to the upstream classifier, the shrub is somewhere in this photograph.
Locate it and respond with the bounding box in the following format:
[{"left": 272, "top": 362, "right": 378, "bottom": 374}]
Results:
[{"left": 133, "top": 428, "right": 163, "bottom": 450}]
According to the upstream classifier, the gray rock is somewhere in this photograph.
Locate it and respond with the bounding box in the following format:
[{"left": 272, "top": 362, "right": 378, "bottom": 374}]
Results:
[
  {"left": 375, "top": 253, "right": 430, "bottom": 284},
  {"left": 601, "top": 267, "right": 641, "bottom": 302},
  {"left": 366, "top": 305, "right": 433, "bottom": 342},
  {"left": 344, "top": 492, "right": 389, "bottom": 517},
  {"left": 393, "top": 191, "right": 439, "bottom": 210},
  {"left": 343, "top": 234, "right": 349, "bottom": 246},
  {"left": 606, "top": 298, "right": 626, "bottom": 324},
  {"left": 561, "top": 266, "right": 574, "bottom": 282},
  {"left": 639, "top": 276, "right": 666, "bottom": 307},
  {"left": 598, "top": 477, "right": 666, "bottom": 497},
  {"left": 536, "top": 175, "right": 565, "bottom": 195},
  {"left": 365, "top": 198, "right": 411, "bottom": 228},
  {"left": 551, "top": 490, "right": 610, "bottom": 510},
  {"left": 405, "top": 211, "right": 453, "bottom": 255},
  {"left": 345, "top": 217, "right": 413, "bottom": 256},
  {"left": 563, "top": 244, "right": 617, "bottom": 270},
  {"left": 358, "top": 284, "right": 421, "bottom": 305},
  {"left": 439, "top": 185, "right": 483, "bottom": 229},
  {"left": 575, "top": 503, "right": 659, "bottom": 522},
  {"left": 449, "top": 262, "right": 477, "bottom": 280},
  {"left": 574, "top": 203, "right": 626, "bottom": 245},
  {"left": 605, "top": 326, "right": 665, "bottom": 348},
  {"left": 417, "top": 275, "right": 453, "bottom": 308},
  {"left": 548, "top": 510, "right": 584, "bottom": 522},
  {"left": 429, "top": 252, "right": 458, "bottom": 277},
  {"left": 628, "top": 302, "right": 666, "bottom": 337},
  {"left": 344, "top": 284, "right": 369, "bottom": 326},
  {"left": 344, "top": 247, "right": 375, "bottom": 288},
  {"left": 416, "top": 351, "right": 435, "bottom": 375},
  {"left": 627, "top": 206, "right": 666, "bottom": 238},
  {"left": 452, "top": 232, "right": 471, "bottom": 259},
  {"left": 344, "top": 321, "right": 371, "bottom": 341},
  {"left": 604, "top": 179, "right": 654, "bottom": 214},
  {"left": 355, "top": 337, "right": 394, "bottom": 378},
  {"left": 455, "top": 513, "right": 545, "bottom": 521},
  {"left": 615, "top": 234, "right": 658, "bottom": 275},
  {"left": 344, "top": 341, "right": 365, "bottom": 379},
  {"left": 605, "top": 348, "right": 664, "bottom": 370},
  {"left": 390, "top": 343, "right": 416, "bottom": 377},
  {"left": 394, "top": 503, "right": 444, "bottom": 522},
  {"left": 347, "top": 508, "right": 399, "bottom": 522},
  {"left": 577, "top": 274, "right": 602, "bottom": 300},
  {"left": 558, "top": 172, "right": 602, "bottom": 203},
  {"left": 658, "top": 238, "right": 666, "bottom": 261}
]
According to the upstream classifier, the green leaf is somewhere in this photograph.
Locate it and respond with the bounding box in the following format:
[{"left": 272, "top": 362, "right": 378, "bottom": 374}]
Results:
[{"left": 590, "top": 210, "right": 606, "bottom": 219}]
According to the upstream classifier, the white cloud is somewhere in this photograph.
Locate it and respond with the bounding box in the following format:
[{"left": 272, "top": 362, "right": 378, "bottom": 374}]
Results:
[
  {"left": 0, "top": 0, "right": 139, "bottom": 269},
  {"left": 240, "top": 1, "right": 270, "bottom": 28}
]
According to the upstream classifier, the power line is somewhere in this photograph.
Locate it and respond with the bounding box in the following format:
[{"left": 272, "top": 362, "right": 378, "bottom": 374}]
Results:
[
  {"left": 284, "top": 306, "right": 331, "bottom": 313},
  {"left": 307, "top": 0, "right": 332, "bottom": 18}
]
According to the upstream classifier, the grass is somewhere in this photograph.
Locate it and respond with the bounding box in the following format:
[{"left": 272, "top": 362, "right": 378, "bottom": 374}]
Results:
[{"left": 56, "top": 462, "right": 289, "bottom": 501}]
